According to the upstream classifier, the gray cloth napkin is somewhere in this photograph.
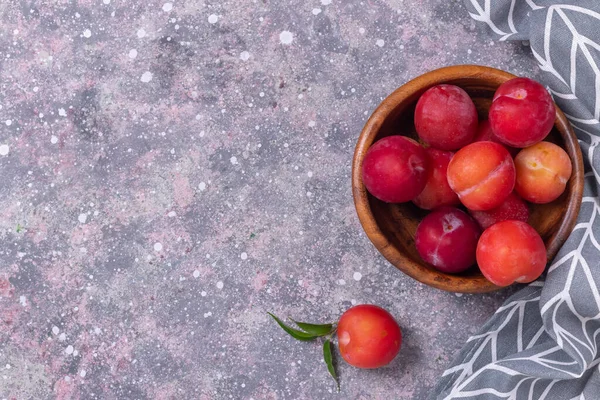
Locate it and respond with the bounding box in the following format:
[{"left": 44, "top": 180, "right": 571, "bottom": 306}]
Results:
[{"left": 432, "top": 1, "right": 600, "bottom": 399}]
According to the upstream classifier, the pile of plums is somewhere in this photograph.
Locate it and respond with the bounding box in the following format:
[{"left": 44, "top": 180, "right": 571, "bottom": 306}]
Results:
[{"left": 362, "top": 78, "right": 572, "bottom": 286}]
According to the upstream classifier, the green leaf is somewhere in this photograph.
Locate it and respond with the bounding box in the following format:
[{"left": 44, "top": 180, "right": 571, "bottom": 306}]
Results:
[
  {"left": 323, "top": 339, "right": 339, "bottom": 391},
  {"left": 249, "top": 232, "right": 256, "bottom": 239},
  {"left": 268, "top": 313, "right": 319, "bottom": 341},
  {"left": 290, "top": 319, "right": 333, "bottom": 336},
  {"left": 16, "top": 224, "right": 22, "bottom": 233}
]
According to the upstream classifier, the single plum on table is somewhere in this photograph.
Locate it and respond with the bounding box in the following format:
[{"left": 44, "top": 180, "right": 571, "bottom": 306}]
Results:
[
  {"left": 414, "top": 84, "right": 478, "bottom": 151},
  {"left": 489, "top": 77, "right": 555, "bottom": 148},
  {"left": 473, "top": 120, "right": 519, "bottom": 157},
  {"left": 412, "top": 148, "right": 460, "bottom": 210},
  {"left": 362, "top": 136, "right": 429, "bottom": 203},
  {"left": 470, "top": 192, "right": 529, "bottom": 229},
  {"left": 337, "top": 305, "right": 402, "bottom": 369},
  {"left": 477, "top": 220, "right": 547, "bottom": 286},
  {"left": 447, "top": 141, "right": 516, "bottom": 211},
  {"left": 415, "top": 207, "right": 481, "bottom": 274},
  {"left": 514, "top": 141, "right": 572, "bottom": 204}
]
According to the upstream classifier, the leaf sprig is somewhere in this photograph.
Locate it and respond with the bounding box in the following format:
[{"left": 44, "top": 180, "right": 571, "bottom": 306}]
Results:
[{"left": 268, "top": 312, "right": 339, "bottom": 390}]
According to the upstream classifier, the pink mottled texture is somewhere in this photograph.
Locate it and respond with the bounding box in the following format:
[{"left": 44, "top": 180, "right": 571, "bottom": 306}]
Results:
[{"left": 0, "top": 1, "right": 538, "bottom": 399}]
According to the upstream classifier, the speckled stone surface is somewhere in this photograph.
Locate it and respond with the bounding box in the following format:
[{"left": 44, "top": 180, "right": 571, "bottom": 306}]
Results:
[{"left": 0, "top": 1, "right": 541, "bottom": 399}]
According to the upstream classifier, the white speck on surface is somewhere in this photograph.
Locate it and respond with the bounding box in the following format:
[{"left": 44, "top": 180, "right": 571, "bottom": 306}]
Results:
[
  {"left": 94, "top": 327, "right": 102, "bottom": 335},
  {"left": 129, "top": 49, "right": 138, "bottom": 59},
  {"left": 455, "top": 293, "right": 463, "bottom": 297},
  {"left": 78, "top": 213, "right": 87, "bottom": 224},
  {"left": 162, "top": 2, "right": 173, "bottom": 12},
  {"left": 168, "top": 211, "right": 177, "bottom": 217},
  {"left": 353, "top": 272, "right": 363, "bottom": 281},
  {"left": 312, "top": 8, "right": 322, "bottom": 15},
  {"left": 51, "top": 135, "right": 58, "bottom": 144},
  {"left": 103, "top": 0, "right": 111, "bottom": 4},
  {"left": 230, "top": 156, "right": 238, "bottom": 165},
  {"left": 65, "top": 376, "right": 71, "bottom": 382},
  {"left": 308, "top": 120, "right": 316, "bottom": 128},
  {"left": 83, "top": 29, "right": 91, "bottom": 38},
  {"left": 52, "top": 326, "right": 60, "bottom": 335},
  {"left": 307, "top": 171, "right": 313, "bottom": 178},
  {"left": 140, "top": 71, "right": 153, "bottom": 83},
  {"left": 359, "top": 27, "right": 365, "bottom": 34},
  {"left": 5, "top": 120, "right": 12, "bottom": 126},
  {"left": 216, "top": 281, "right": 224, "bottom": 290},
  {"left": 0, "top": 145, "right": 9, "bottom": 156},
  {"left": 79, "top": 370, "right": 86, "bottom": 378},
  {"left": 279, "top": 31, "right": 293, "bottom": 45},
  {"left": 137, "top": 28, "right": 146, "bottom": 38},
  {"left": 6, "top": 364, "right": 11, "bottom": 369},
  {"left": 58, "top": 108, "right": 67, "bottom": 116},
  {"left": 19, "top": 295, "right": 26, "bottom": 306},
  {"left": 240, "top": 51, "right": 250, "bottom": 61},
  {"left": 204, "top": 311, "right": 212, "bottom": 318},
  {"left": 193, "top": 270, "right": 200, "bottom": 279},
  {"left": 65, "top": 345, "right": 74, "bottom": 355},
  {"left": 154, "top": 242, "right": 163, "bottom": 252},
  {"left": 241, "top": 252, "right": 248, "bottom": 260},
  {"left": 338, "top": 279, "right": 346, "bottom": 285},
  {"left": 59, "top": 333, "right": 66, "bottom": 341},
  {"left": 376, "top": 39, "right": 385, "bottom": 47},
  {"left": 199, "top": 182, "right": 206, "bottom": 191},
  {"left": 201, "top": 291, "right": 207, "bottom": 297},
  {"left": 321, "top": 0, "right": 332, "bottom": 4},
  {"left": 208, "top": 14, "right": 218, "bottom": 24}
]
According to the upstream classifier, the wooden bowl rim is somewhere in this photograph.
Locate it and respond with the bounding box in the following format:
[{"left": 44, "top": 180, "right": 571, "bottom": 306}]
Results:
[{"left": 352, "top": 65, "right": 584, "bottom": 293}]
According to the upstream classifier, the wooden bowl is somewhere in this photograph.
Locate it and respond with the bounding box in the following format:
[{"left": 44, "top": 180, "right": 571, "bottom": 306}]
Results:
[{"left": 352, "top": 65, "right": 584, "bottom": 293}]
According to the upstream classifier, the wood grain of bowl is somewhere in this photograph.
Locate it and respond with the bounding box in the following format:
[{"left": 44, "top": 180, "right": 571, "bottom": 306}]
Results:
[{"left": 352, "top": 65, "right": 584, "bottom": 293}]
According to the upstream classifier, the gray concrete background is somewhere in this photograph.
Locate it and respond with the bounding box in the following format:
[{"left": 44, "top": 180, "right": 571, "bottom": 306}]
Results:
[{"left": 0, "top": 0, "right": 540, "bottom": 398}]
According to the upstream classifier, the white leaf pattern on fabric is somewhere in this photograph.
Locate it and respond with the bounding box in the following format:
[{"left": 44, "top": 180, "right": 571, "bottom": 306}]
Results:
[{"left": 432, "top": 1, "right": 600, "bottom": 399}]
